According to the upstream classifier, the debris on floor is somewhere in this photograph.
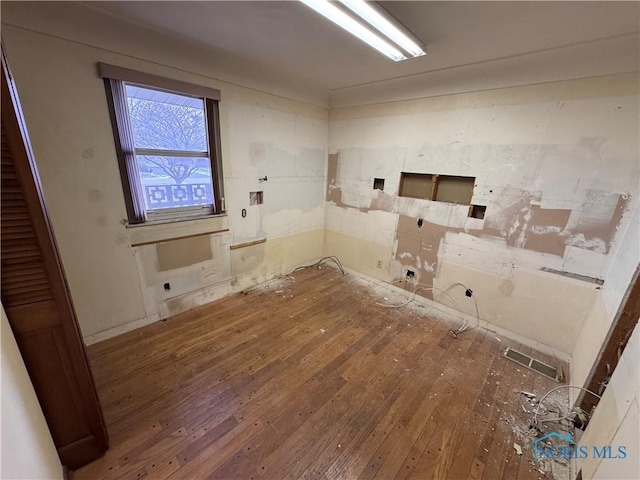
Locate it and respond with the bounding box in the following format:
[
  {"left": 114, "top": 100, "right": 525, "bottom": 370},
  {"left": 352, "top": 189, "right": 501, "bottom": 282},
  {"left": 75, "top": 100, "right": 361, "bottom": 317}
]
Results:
[{"left": 513, "top": 443, "right": 523, "bottom": 455}]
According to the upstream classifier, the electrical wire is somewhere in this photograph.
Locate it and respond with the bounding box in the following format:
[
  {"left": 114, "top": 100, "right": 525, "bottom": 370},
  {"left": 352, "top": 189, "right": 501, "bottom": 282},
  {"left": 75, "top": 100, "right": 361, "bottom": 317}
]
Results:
[
  {"left": 533, "top": 385, "right": 601, "bottom": 426},
  {"left": 375, "top": 278, "right": 480, "bottom": 338},
  {"left": 292, "top": 256, "right": 346, "bottom": 275},
  {"left": 444, "top": 282, "right": 479, "bottom": 320},
  {"left": 437, "top": 281, "right": 479, "bottom": 337}
]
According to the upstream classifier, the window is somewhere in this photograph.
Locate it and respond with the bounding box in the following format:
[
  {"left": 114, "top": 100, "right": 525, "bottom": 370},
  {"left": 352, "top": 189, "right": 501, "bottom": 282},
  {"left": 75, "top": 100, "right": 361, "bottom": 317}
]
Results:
[
  {"left": 399, "top": 173, "right": 475, "bottom": 205},
  {"left": 99, "top": 63, "right": 224, "bottom": 224}
]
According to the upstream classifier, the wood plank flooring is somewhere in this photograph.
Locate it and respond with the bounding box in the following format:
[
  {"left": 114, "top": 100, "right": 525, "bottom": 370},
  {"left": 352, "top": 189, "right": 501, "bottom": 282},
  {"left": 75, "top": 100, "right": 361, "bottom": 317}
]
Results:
[{"left": 73, "top": 267, "right": 567, "bottom": 479}]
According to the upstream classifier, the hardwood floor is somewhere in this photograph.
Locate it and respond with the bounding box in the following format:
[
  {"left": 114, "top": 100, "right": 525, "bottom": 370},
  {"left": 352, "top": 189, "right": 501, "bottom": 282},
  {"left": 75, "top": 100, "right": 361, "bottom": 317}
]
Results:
[{"left": 73, "top": 267, "right": 566, "bottom": 479}]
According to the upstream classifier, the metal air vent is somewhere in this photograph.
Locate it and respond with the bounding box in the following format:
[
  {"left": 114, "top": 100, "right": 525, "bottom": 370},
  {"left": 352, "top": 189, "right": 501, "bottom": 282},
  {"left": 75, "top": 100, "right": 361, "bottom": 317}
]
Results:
[{"left": 503, "top": 347, "right": 560, "bottom": 382}]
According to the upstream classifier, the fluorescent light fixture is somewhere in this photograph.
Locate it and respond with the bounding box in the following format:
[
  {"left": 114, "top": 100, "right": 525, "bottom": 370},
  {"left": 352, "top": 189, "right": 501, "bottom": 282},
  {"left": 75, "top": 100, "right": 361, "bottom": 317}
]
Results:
[
  {"left": 340, "top": 0, "right": 426, "bottom": 58},
  {"left": 300, "top": 0, "right": 406, "bottom": 61}
]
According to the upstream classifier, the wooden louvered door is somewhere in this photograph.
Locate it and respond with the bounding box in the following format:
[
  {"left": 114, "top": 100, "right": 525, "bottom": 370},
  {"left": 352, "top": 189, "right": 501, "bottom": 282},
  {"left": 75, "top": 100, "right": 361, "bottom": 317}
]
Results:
[{"left": 1, "top": 48, "right": 108, "bottom": 469}]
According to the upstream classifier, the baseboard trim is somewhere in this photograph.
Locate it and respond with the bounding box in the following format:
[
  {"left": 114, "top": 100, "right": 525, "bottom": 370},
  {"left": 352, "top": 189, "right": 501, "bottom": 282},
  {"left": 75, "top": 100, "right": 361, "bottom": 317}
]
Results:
[
  {"left": 344, "top": 266, "right": 572, "bottom": 365},
  {"left": 83, "top": 313, "right": 160, "bottom": 346}
]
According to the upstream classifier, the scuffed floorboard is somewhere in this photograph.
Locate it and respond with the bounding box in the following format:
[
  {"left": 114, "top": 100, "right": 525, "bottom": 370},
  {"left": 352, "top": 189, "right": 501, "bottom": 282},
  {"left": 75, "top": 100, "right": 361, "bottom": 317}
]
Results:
[{"left": 73, "top": 267, "right": 568, "bottom": 479}]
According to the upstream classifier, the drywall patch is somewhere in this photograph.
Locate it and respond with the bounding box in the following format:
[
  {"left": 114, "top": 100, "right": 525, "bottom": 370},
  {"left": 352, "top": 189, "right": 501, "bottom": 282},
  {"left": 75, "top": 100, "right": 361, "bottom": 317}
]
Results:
[
  {"left": 327, "top": 152, "right": 397, "bottom": 214},
  {"left": 522, "top": 205, "right": 572, "bottom": 256},
  {"left": 567, "top": 191, "right": 629, "bottom": 253},
  {"left": 326, "top": 152, "right": 344, "bottom": 207},
  {"left": 481, "top": 189, "right": 535, "bottom": 244},
  {"left": 389, "top": 192, "right": 626, "bottom": 299},
  {"left": 530, "top": 205, "right": 571, "bottom": 231},
  {"left": 390, "top": 190, "right": 614, "bottom": 293},
  {"left": 478, "top": 189, "right": 573, "bottom": 256},
  {"left": 367, "top": 190, "right": 396, "bottom": 213},
  {"left": 156, "top": 235, "right": 212, "bottom": 271},
  {"left": 393, "top": 215, "right": 460, "bottom": 297}
]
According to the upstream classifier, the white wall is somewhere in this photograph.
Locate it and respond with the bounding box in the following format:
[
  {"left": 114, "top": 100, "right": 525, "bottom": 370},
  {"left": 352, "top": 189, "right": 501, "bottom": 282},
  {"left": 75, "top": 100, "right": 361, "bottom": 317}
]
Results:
[
  {"left": 576, "top": 323, "right": 639, "bottom": 480},
  {"left": 326, "top": 74, "right": 639, "bottom": 355},
  {"left": 572, "top": 198, "right": 640, "bottom": 395},
  {"left": 1, "top": 8, "right": 327, "bottom": 342},
  {"left": 1, "top": 305, "right": 63, "bottom": 480}
]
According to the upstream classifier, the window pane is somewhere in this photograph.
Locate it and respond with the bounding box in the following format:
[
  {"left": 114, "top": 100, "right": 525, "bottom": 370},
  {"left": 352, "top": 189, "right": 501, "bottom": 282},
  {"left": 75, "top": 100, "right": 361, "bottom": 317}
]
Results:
[
  {"left": 126, "top": 85, "right": 207, "bottom": 152},
  {"left": 137, "top": 156, "right": 213, "bottom": 210}
]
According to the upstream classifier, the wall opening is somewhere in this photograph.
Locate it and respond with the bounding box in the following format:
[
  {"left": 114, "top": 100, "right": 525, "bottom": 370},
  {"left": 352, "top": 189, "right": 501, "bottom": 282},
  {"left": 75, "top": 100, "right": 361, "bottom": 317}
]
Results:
[
  {"left": 250, "top": 191, "right": 263, "bottom": 205},
  {"left": 469, "top": 204, "right": 487, "bottom": 219},
  {"left": 373, "top": 178, "right": 385, "bottom": 190},
  {"left": 399, "top": 173, "right": 433, "bottom": 199},
  {"left": 399, "top": 172, "right": 475, "bottom": 205},
  {"left": 434, "top": 175, "right": 475, "bottom": 205}
]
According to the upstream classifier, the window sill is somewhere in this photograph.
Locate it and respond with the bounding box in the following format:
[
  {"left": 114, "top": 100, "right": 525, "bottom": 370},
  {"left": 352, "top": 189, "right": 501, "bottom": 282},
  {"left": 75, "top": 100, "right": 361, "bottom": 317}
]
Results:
[
  {"left": 125, "top": 212, "right": 226, "bottom": 229},
  {"left": 128, "top": 213, "right": 229, "bottom": 247}
]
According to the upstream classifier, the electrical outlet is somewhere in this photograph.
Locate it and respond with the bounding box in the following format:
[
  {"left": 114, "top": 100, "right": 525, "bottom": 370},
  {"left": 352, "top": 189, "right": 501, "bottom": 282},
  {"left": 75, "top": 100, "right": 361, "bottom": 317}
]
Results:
[
  {"left": 406, "top": 270, "right": 415, "bottom": 278},
  {"left": 376, "top": 259, "right": 383, "bottom": 269},
  {"left": 164, "top": 282, "right": 171, "bottom": 291}
]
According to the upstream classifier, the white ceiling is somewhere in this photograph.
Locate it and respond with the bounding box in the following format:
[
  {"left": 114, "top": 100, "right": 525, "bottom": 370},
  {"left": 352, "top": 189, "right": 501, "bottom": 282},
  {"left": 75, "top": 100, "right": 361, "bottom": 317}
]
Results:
[{"left": 81, "top": 1, "right": 640, "bottom": 106}]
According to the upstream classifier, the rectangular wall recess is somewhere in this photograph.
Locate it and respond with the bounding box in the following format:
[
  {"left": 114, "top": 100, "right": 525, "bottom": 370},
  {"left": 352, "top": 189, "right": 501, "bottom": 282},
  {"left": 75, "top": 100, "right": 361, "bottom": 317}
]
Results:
[
  {"left": 399, "top": 172, "right": 475, "bottom": 205},
  {"left": 373, "top": 178, "right": 385, "bottom": 190},
  {"left": 399, "top": 173, "right": 432, "bottom": 199},
  {"left": 469, "top": 204, "right": 487, "bottom": 219},
  {"left": 435, "top": 176, "right": 475, "bottom": 205},
  {"left": 249, "top": 191, "right": 263, "bottom": 205}
]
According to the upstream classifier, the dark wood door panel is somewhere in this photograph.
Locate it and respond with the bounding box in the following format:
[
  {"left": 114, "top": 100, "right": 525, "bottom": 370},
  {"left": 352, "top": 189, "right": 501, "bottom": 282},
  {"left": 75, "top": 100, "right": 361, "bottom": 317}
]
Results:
[
  {"left": 1, "top": 45, "right": 108, "bottom": 470},
  {"left": 18, "top": 330, "right": 92, "bottom": 446},
  {"left": 1, "top": 130, "right": 54, "bottom": 308},
  {"left": 5, "top": 300, "right": 60, "bottom": 335}
]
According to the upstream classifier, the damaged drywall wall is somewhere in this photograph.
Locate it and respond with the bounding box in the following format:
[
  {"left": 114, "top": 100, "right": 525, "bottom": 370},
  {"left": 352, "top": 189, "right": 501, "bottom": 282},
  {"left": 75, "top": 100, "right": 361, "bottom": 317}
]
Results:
[
  {"left": 2, "top": 21, "right": 327, "bottom": 342},
  {"left": 571, "top": 197, "right": 640, "bottom": 401},
  {"left": 133, "top": 232, "right": 231, "bottom": 319},
  {"left": 326, "top": 74, "right": 639, "bottom": 354},
  {"left": 328, "top": 150, "right": 630, "bottom": 289},
  {"left": 226, "top": 103, "right": 327, "bottom": 245}
]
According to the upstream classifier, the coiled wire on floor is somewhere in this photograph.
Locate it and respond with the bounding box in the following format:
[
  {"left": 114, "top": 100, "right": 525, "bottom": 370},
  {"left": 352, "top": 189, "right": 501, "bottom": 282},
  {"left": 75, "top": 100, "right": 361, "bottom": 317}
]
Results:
[{"left": 292, "top": 256, "right": 346, "bottom": 275}]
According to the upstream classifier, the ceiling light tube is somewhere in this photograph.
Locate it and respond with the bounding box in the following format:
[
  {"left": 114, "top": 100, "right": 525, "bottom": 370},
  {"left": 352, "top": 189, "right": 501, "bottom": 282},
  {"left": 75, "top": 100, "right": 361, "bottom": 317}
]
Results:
[
  {"left": 300, "top": 0, "right": 406, "bottom": 61},
  {"left": 339, "top": 0, "right": 426, "bottom": 58}
]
